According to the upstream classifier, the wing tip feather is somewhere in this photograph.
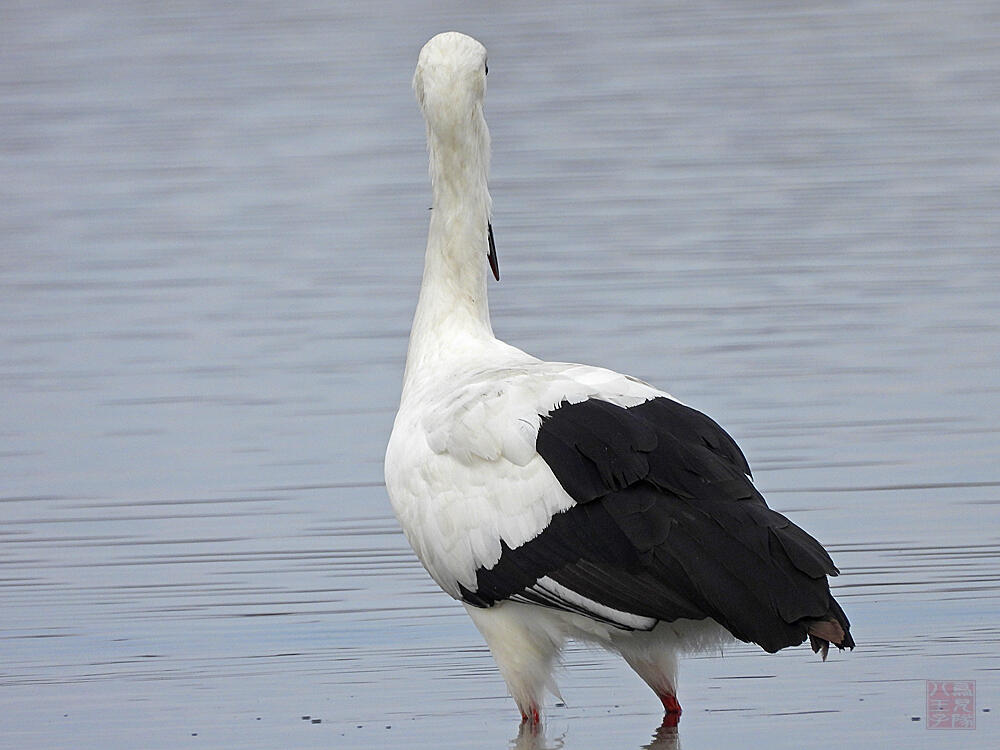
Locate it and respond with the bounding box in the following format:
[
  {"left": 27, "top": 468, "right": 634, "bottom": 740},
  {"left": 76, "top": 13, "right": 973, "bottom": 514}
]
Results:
[{"left": 807, "top": 618, "right": 855, "bottom": 661}]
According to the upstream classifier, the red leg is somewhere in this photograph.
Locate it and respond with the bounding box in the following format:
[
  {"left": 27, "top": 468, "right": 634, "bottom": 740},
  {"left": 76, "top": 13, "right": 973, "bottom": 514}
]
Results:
[
  {"left": 519, "top": 705, "right": 541, "bottom": 726},
  {"left": 659, "top": 692, "right": 682, "bottom": 727}
]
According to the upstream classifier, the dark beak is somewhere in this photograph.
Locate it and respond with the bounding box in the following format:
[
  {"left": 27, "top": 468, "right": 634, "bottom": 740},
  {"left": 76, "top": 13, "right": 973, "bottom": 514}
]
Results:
[{"left": 487, "top": 222, "right": 500, "bottom": 281}]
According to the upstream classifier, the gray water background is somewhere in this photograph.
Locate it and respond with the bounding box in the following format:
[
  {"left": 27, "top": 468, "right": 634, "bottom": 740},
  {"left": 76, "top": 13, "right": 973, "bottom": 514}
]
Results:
[{"left": 2, "top": 1, "right": 999, "bottom": 748}]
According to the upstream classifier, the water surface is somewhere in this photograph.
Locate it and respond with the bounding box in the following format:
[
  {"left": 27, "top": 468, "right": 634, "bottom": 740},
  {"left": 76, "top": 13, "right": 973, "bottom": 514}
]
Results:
[{"left": 2, "top": 1, "right": 999, "bottom": 748}]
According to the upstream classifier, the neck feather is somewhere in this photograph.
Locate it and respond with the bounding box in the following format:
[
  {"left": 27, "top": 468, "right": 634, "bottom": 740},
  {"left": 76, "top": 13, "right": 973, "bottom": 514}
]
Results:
[{"left": 404, "top": 115, "right": 494, "bottom": 384}]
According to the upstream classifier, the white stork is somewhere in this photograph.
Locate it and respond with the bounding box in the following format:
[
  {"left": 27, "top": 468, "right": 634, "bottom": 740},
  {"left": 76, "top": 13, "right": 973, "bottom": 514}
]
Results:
[{"left": 385, "top": 31, "right": 853, "bottom": 726}]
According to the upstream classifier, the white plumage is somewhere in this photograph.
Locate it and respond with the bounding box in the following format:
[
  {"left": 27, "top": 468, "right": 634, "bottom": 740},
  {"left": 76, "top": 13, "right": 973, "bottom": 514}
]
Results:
[
  {"left": 390, "top": 359, "right": 661, "bottom": 596},
  {"left": 386, "top": 32, "right": 852, "bottom": 726}
]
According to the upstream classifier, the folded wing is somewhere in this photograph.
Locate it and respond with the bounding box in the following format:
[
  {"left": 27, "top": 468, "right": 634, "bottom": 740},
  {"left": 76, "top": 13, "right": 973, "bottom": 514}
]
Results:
[{"left": 460, "top": 396, "right": 854, "bottom": 654}]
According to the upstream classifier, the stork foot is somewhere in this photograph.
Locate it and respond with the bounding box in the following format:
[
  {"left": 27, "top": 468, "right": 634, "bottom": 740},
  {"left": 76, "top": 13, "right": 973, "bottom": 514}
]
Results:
[
  {"left": 659, "top": 693, "right": 682, "bottom": 727},
  {"left": 519, "top": 705, "right": 541, "bottom": 726}
]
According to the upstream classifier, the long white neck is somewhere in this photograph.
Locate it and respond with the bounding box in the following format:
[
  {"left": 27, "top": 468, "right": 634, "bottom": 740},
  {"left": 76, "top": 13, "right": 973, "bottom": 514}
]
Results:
[{"left": 403, "top": 111, "right": 495, "bottom": 387}]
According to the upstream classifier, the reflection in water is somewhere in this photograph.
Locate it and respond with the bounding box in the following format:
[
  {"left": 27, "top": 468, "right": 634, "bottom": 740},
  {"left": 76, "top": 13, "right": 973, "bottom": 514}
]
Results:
[
  {"left": 643, "top": 723, "right": 681, "bottom": 750},
  {"left": 510, "top": 723, "right": 564, "bottom": 750},
  {"left": 508, "top": 719, "right": 679, "bottom": 750}
]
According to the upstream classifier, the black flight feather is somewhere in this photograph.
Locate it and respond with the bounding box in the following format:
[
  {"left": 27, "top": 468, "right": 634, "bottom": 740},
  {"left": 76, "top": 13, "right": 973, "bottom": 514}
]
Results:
[{"left": 462, "top": 396, "right": 853, "bottom": 654}]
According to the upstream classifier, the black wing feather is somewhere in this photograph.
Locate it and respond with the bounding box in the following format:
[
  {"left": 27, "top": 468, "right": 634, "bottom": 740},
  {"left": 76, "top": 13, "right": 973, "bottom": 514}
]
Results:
[{"left": 463, "top": 396, "right": 853, "bottom": 654}]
